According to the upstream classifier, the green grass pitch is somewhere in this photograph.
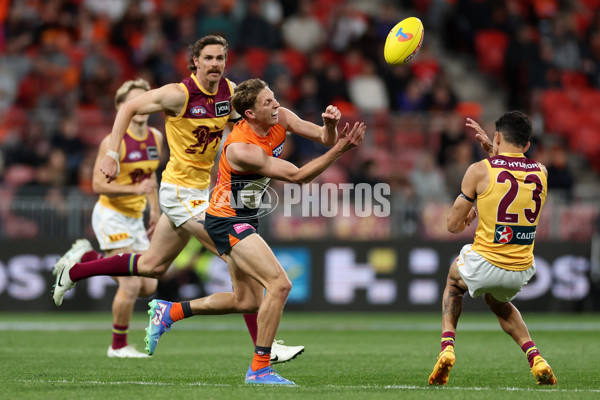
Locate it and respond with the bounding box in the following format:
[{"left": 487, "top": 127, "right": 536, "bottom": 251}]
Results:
[{"left": 1, "top": 312, "right": 599, "bottom": 399}]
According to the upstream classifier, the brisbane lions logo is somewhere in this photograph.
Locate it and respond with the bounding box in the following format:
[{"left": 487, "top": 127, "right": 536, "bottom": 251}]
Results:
[{"left": 186, "top": 126, "right": 223, "bottom": 154}]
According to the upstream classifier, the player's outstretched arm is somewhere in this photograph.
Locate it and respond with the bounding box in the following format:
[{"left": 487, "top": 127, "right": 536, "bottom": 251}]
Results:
[
  {"left": 100, "top": 84, "right": 185, "bottom": 182},
  {"left": 227, "top": 121, "right": 366, "bottom": 184},
  {"left": 278, "top": 106, "right": 340, "bottom": 147}
]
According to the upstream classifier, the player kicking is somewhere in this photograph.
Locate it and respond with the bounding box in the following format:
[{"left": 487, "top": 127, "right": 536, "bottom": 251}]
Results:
[
  {"left": 428, "top": 111, "right": 557, "bottom": 386},
  {"left": 52, "top": 35, "right": 303, "bottom": 364},
  {"left": 144, "top": 78, "right": 366, "bottom": 385}
]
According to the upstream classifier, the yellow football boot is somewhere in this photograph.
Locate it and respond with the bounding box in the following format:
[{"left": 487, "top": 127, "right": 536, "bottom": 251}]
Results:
[{"left": 428, "top": 346, "right": 456, "bottom": 386}]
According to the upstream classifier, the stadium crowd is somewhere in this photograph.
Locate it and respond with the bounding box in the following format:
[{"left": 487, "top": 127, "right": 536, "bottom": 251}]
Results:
[{"left": 0, "top": 0, "right": 598, "bottom": 239}]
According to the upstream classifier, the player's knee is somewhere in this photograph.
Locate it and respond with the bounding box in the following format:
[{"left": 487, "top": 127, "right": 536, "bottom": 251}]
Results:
[
  {"left": 138, "top": 280, "right": 158, "bottom": 297},
  {"left": 118, "top": 279, "right": 143, "bottom": 298},
  {"left": 272, "top": 277, "right": 292, "bottom": 301}
]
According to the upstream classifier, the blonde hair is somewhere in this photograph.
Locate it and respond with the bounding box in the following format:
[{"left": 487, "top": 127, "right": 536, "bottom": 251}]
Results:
[
  {"left": 114, "top": 78, "right": 151, "bottom": 108},
  {"left": 230, "top": 78, "right": 268, "bottom": 119}
]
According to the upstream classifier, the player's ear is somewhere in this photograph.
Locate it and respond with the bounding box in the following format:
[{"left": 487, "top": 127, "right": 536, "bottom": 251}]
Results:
[
  {"left": 523, "top": 141, "right": 531, "bottom": 153},
  {"left": 494, "top": 131, "right": 502, "bottom": 145},
  {"left": 244, "top": 109, "right": 255, "bottom": 120}
]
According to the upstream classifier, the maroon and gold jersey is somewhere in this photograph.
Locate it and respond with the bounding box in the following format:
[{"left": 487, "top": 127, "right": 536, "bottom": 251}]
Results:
[
  {"left": 207, "top": 120, "right": 286, "bottom": 220},
  {"left": 162, "top": 74, "right": 235, "bottom": 189},
  {"left": 98, "top": 127, "right": 161, "bottom": 218},
  {"left": 472, "top": 153, "right": 547, "bottom": 271}
]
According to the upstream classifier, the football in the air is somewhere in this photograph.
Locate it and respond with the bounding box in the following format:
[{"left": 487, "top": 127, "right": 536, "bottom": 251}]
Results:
[{"left": 384, "top": 17, "right": 424, "bottom": 65}]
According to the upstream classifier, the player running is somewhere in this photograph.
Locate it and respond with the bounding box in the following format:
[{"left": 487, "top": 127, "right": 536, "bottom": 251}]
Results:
[
  {"left": 428, "top": 111, "right": 557, "bottom": 386},
  {"left": 52, "top": 35, "right": 303, "bottom": 364},
  {"left": 144, "top": 78, "right": 366, "bottom": 385}
]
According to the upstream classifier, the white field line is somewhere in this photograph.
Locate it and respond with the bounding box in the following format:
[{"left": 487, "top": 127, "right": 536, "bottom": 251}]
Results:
[
  {"left": 1, "top": 321, "right": 600, "bottom": 332},
  {"left": 11, "top": 379, "right": 600, "bottom": 393}
]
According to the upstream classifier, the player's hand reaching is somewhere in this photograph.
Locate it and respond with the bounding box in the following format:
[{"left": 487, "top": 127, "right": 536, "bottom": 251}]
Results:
[
  {"left": 322, "top": 105, "right": 341, "bottom": 129},
  {"left": 99, "top": 154, "right": 120, "bottom": 183},
  {"left": 466, "top": 118, "right": 494, "bottom": 156},
  {"left": 335, "top": 122, "right": 366, "bottom": 153}
]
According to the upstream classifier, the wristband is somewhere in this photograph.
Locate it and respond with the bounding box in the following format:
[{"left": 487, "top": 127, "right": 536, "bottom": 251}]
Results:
[
  {"left": 106, "top": 150, "right": 120, "bottom": 162},
  {"left": 106, "top": 150, "right": 121, "bottom": 176}
]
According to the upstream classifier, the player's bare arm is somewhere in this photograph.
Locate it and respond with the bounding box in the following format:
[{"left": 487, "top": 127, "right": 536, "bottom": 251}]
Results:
[
  {"left": 99, "top": 84, "right": 186, "bottom": 182},
  {"left": 227, "top": 121, "right": 366, "bottom": 184},
  {"left": 278, "top": 106, "right": 340, "bottom": 146},
  {"left": 92, "top": 135, "right": 158, "bottom": 196},
  {"left": 447, "top": 161, "right": 487, "bottom": 233}
]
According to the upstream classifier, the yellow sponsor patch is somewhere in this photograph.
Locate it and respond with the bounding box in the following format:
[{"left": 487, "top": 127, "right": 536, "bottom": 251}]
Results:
[{"left": 108, "top": 233, "right": 130, "bottom": 242}]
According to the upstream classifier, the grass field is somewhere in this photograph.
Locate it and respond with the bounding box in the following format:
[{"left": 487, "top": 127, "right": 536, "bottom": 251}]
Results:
[{"left": 1, "top": 312, "right": 599, "bottom": 399}]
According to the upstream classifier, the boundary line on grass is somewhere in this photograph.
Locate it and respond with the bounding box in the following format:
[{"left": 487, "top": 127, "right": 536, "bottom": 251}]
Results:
[
  {"left": 2, "top": 321, "right": 600, "bottom": 332},
  {"left": 12, "top": 379, "right": 600, "bottom": 393}
]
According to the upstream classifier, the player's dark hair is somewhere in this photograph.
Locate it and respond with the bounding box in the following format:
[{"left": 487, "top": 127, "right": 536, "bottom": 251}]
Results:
[
  {"left": 187, "top": 35, "right": 229, "bottom": 72},
  {"left": 495, "top": 110, "right": 532, "bottom": 148},
  {"left": 230, "top": 78, "right": 268, "bottom": 119}
]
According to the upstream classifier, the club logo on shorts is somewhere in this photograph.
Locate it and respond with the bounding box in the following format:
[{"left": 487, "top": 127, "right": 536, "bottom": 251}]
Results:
[
  {"left": 215, "top": 101, "right": 230, "bottom": 117},
  {"left": 189, "top": 199, "right": 206, "bottom": 208}
]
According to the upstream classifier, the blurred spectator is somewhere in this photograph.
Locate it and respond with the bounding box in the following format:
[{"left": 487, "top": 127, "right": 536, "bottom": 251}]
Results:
[
  {"left": 4, "top": 119, "right": 49, "bottom": 168},
  {"left": 295, "top": 74, "right": 324, "bottom": 121},
  {"left": 263, "top": 50, "right": 292, "bottom": 85},
  {"left": 410, "top": 150, "right": 450, "bottom": 204},
  {"left": 317, "top": 62, "right": 351, "bottom": 106},
  {"left": 546, "top": 144, "right": 575, "bottom": 202},
  {"left": 281, "top": 0, "right": 325, "bottom": 53},
  {"left": 328, "top": 3, "right": 368, "bottom": 53},
  {"left": 51, "top": 115, "right": 86, "bottom": 185},
  {"left": 196, "top": 2, "right": 237, "bottom": 48},
  {"left": 504, "top": 25, "right": 538, "bottom": 109},
  {"left": 582, "top": 31, "right": 600, "bottom": 87},
  {"left": 396, "top": 78, "right": 426, "bottom": 112},
  {"left": 236, "top": 0, "right": 279, "bottom": 50},
  {"left": 348, "top": 59, "right": 389, "bottom": 113},
  {"left": 386, "top": 64, "right": 413, "bottom": 111},
  {"left": 546, "top": 14, "right": 582, "bottom": 71},
  {"left": 423, "top": 74, "right": 458, "bottom": 112},
  {"left": 528, "top": 40, "right": 562, "bottom": 90},
  {"left": 444, "top": 140, "right": 475, "bottom": 199},
  {"left": 437, "top": 113, "right": 468, "bottom": 167}
]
